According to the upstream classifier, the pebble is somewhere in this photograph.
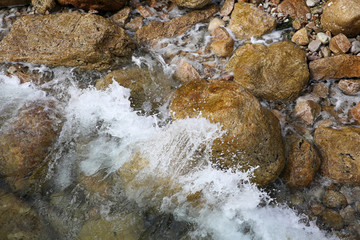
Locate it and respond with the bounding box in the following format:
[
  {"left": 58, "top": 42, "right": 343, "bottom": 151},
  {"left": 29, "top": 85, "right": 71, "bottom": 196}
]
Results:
[
  {"left": 306, "top": 0, "right": 320, "bottom": 7},
  {"left": 308, "top": 40, "right": 322, "bottom": 52},
  {"left": 306, "top": 13, "right": 312, "bottom": 20},
  {"left": 208, "top": 17, "right": 225, "bottom": 32},
  {"left": 316, "top": 32, "right": 330, "bottom": 44},
  {"left": 351, "top": 40, "right": 360, "bottom": 54},
  {"left": 321, "top": 46, "right": 331, "bottom": 57}
]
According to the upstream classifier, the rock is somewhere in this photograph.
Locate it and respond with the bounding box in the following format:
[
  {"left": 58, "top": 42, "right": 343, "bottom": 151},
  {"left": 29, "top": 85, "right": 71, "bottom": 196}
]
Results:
[
  {"left": 349, "top": 102, "right": 360, "bottom": 124},
  {"left": 306, "top": 0, "right": 320, "bottom": 7},
  {"left": 277, "top": 0, "right": 310, "bottom": 23},
  {"left": 339, "top": 206, "right": 356, "bottom": 225},
  {"left": 311, "top": 204, "right": 324, "bottom": 215},
  {"left": 57, "top": 0, "right": 127, "bottom": 11},
  {"left": 5, "top": 65, "right": 51, "bottom": 84},
  {"left": 211, "top": 27, "right": 231, "bottom": 41},
  {"left": 170, "top": 0, "right": 212, "bottom": 9},
  {"left": 137, "top": 5, "right": 155, "bottom": 18},
  {"left": 0, "top": 0, "right": 30, "bottom": 7},
  {"left": 0, "top": 101, "right": 61, "bottom": 193},
  {"left": 0, "top": 192, "right": 52, "bottom": 239},
  {"left": 321, "top": 46, "right": 331, "bottom": 57},
  {"left": 338, "top": 79, "right": 360, "bottom": 95},
  {"left": 329, "top": 33, "right": 351, "bottom": 54},
  {"left": 294, "top": 100, "right": 321, "bottom": 125},
  {"left": 78, "top": 213, "right": 143, "bottom": 240},
  {"left": 110, "top": 6, "right": 131, "bottom": 27},
  {"left": 316, "top": 32, "right": 330, "bottom": 44},
  {"left": 321, "top": 0, "right": 360, "bottom": 37},
  {"left": 351, "top": 40, "right": 360, "bottom": 54},
  {"left": 321, "top": 209, "right": 344, "bottom": 230},
  {"left": 96, "top": 68, "right": 177, "bottom": 113},
  {"left": 314, "top": 127, "right": 360, "bottom": 184},
  {"left": 308, "top": 40, "right": 322, "bottom": 52},
  {"left": 220, "top": 0, "right": 235, "bottom": 16},
  {"left": 0, "top": 13, "right": 135, "bottom": 71},
  {"left": 309, "top": 55, "right": 360, "bottom": 81},
  {"left": 282, "top": 136, "right": 321, "bottom": 188},
  {"left": 291, "top": 28, "right": 309, "bottom": 46},
  {"left": 227, "top": 41, "right": 309, "bottom": 101},
  {"left": 208, "top": 17, "right": 225, "bottom": 32},
  {"left": 210, "top": 37, "right": 234, "bottom": 57},
  {"left": 173, "top": 59, "right": 201, "bottom": 83},
  {"left": 135, "top": 4, "right": 218, "bottom": 46},
  {"left": 31, "top": 0, "right": 56, "bottom": 14},
  {"left": 312, "top": 82, "right": 329, "bottom": 98},
  {"left": 229, "top": 2, "right": 276, "bottom": 39},
  {"left": 125, "top": 16, "right": 143, "bottom": 31},
  {"left": 170, "top": 79, "right": 285, "bottom": 186},
  {"left": 323, "top": 190, "right": 348, "bottom": 209}
]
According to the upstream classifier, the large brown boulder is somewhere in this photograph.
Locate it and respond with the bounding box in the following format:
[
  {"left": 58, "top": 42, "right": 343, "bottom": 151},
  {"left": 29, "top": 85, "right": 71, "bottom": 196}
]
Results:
[
  {"left": 282, "top": 135, "right": 321, "bottom": 188},
  {"left": 135, "top": 4, "right": 218, "bottom": 46},
  {"left": 309, "top": 55, "right": 360, "bottom": 81},
  {"left": 0, "top": 0, "right": 30, "bottom": 6},
  {"left": 321, "top": 0, "right": 360, "bottom": 37},
  {"left": 227, "top": 41, "right": 309, "bottom": 101},
  {"left": 57, "top": 0, "right": 127, "bottom": 11},
  {"left": 314, "top": 127, "right": 360, "bottom": 184},
  {"left": 0, "top": 101, "right": 61, "bottom": 193},
  {"left": 170, "top": 0, "right": 211, "bottom": 9},
  {"left": 170, "top": 79, "right": 285, "bottom": 186},
  {"left": 229, "top": 2, "right": 276, "bottom": 39},
  {"left": 0, "top": 13, "right": 135, "bottom": 71}
]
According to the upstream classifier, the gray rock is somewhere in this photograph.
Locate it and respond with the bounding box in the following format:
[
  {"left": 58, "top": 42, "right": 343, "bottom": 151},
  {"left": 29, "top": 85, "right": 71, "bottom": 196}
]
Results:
[
  {"left": 351, "top": 40, "right": 360, "bottom": 54},
  {"left": 308, "top": 40, "right": 322, "bottom": 52}
]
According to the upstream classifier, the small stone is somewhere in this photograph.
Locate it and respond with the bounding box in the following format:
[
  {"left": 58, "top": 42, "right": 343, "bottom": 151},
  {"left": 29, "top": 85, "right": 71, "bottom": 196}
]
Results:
[
  {"left": 292, "top": 18, "right": 302, "bottom": 30},
  {"left": 211, "top": 27, "right": 231, "bottom": 41},
  {"left": 338, "top": 79, "right": 360, "bottom": 95},
  {"left": 349, "top": 102, "right": 360, "bottom": 125},
  {"left": 306, "top": 13, "right": 312, "bottom": 19},
  {"left": 356, "top": 202, "right": 360, "bottom": 212},
  {"left": 311, "top": 204, "right": 324, "bottom": 215},
  {"left": 322, "top": 209, "right": 344, "bottom": 230},
  {"left": 323, "top": 190, "right": 348, "bottom": 209},
  {"left": 125, "top": 16, "right": 143, "bottom": 31},
  {"left": 321, "top": 46, "right": 331, "bottom": 57},
  {"left": 173, "top": 59, "right": 201, "bottom": 82},
  {"left": 312, "top": 82, "right": 329, "bottom": 98},
  {"left": 208, "top": 17, "right": 225, "bottom": 32},
  {"left": 110, "top": 7, "right": 131, "bottom": 27},
  {"left": 210, "top": 37, "right": 234, "bottom": 57},
  {"left": 308, "top": 40, "right": 322, "bottom": 52},
  {"left": 220, "top": 0, "right": 235, "bottom": 16},
  {"left": 294, "top": 99, "right": 321, "bottom": 125},
  {"left": 306, "top": 0, "right": 316, "bottom": 7},
  {"left": 329, "top": 33, "right": 351, "bottom": 54},
  {"left": 340, "top": 206, "right": 356, "bottom": 225},
  {"left": 292, "top": 28, "right": 309, "bottom": 46},
  {"left": 316, "top": 32, "right": 330, "bottom": 44},
  {"left": 351, "top": 40, "right": 360, "bottom": 54},
  {"left": 137, "top": 5, "right": 155, "bottom": 18}
]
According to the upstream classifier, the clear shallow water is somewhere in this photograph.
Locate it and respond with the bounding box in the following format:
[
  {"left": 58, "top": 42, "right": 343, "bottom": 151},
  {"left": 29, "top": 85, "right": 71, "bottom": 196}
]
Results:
[{"left": 0, "top": 65, "right": 338, "bottom": 239}]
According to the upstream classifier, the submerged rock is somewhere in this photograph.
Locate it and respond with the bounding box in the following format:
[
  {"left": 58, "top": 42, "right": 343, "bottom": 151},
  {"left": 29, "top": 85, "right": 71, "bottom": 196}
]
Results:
[
  {"left": 227, "top": 41, "right": 309, "bottom": 101},
  {"left": 282, "top": 135, "right": 321, "bottom": 188},
  {"left": 57, "top": 0, "right": 127, "bottom": 11},
  {"left": 0, "top": 101, "right": 61, "bottom": 193},
  {"left": 170, "top": 0, "right": 211, "bottom": 9},
  {"left": 309, "top": 55, "right": 360, "bottom": 81},
  {"left": 321, "top": 0, "right": 360, "bottom": 37},
  {"left": 0, "top": 13, "right": 135, "bottom": 71},
  {"left": 314, "top": 127, "right": 360, "bottom": 184},
  {"left": 229, "top": 2, "right": 276, "bottom": 39},
  {"left": 135, "top": 4, "right": 218, "bottom": 46},
  {"left": 170, "top": 79, "right": 285, "bottom": 186}
]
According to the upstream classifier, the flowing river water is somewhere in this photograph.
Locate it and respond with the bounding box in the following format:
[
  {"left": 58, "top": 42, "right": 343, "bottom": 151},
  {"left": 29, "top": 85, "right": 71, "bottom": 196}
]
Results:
[{"left": 0, "top": 3, "right": 352, "bottom": 240}]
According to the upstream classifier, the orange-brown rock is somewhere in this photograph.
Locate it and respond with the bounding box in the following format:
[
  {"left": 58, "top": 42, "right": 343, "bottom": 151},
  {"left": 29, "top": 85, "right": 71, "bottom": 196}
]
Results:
[
  {"left": 135, "top": 4, "right": 218, "bottom": 46},
  {"left": 229, "top": 2, "right": 276, "bottom": 39},
  {"left": 309, "top": 55, "right": 360, "bottom": 81},
  {"left": 0, "top": 0, "right": 30, "bottom": 6},
  {"left": 210, "top": 37, "right": 234, "bottom": 57},
  {"left": 314, "top": 127, "right": 360, "bottom": 184},
  {"left": 294, "top": 100, "right": 321, "bottom": 125},
  {"left": 338, "top": 79, "right": 360, "bottom": 95},
  {"left": 329, "top": 33, "right": 351, "bottom": 54},
  {"left": 173, "top": 59, "right": 201, "bottom": 83},
  {"left": 277, "top": 0, "right": 310, "bottom": 23},
  {"left": 227, "top": 41, "right": 309, "bottom": 101},
  {"left": 312, "top": 82, "right": 329, "bottom": 98},
  {"left": 291, "top": 28, "right": 309, "bottom": 46},
  {"left": 349, "top": 102, "right": 360, "bottom": 125},
  {"left": 170, "top": 79, "right": 285, "bottom": 186},
  {"left": 171, "top": 0, "right": 212, "bottom": 8},
  {"left": 0, "top": 13, "right": 135, "bottom": 71},
  {"left": 211, "top": 27, "right": 231, "bottom": 41},
  {"left": 110, "top": 6, "right": 131, "bottom": 27},
  {"left": 57, "top": 0, "right": 127, "bottom": 11},
  {"left": 321, "top": 0, "right": 360, "bottom": 37},
  {"left": 321, "top": 209, "right": 344, "bottom": 230},
  {"left": 220, "top": 0, "right": 235, "bottom": 16},
  {"left": 282, "top": 135, "right": 321, "bottom": 188}
]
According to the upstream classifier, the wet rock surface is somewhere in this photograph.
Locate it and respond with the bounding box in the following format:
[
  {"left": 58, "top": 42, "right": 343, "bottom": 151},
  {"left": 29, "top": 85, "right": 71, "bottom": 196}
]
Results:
[
  {"left": 57, "top": 0, "right": 127, "bottom": 11},
  {"left": 171, "top": 0, "right": 211, "bottom": 9}
]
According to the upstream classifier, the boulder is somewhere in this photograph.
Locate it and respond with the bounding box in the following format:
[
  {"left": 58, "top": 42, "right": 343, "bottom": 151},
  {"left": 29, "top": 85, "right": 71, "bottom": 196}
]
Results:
[
  {"left": 170, "top": 79, "right": 285, "bottom": 186},
  {"left": 0, "top": 0, "right": 30, "bottom": 6},
  {"left": 321, "top": 0, "right": 360, "bottom": 37},
  {"left": 0, "top": 13, "right": 135, "bottom": 71},
  {"left": 227, "top": 41, "right": 309, "bottom": 101},
  {"left": 57, "top": 0, "right": 127, "bottom": 11},
  {"left": 0, "top": 101, "right": 61, "bottom": 193},
  {"left": 135, "top": 4, "right": 218, "bottom": 46},
  {"left": 309, "top": 55, "right": 360, "bottom": 81},
  {"left": 282, "top": 135, "right": 321, "bottom": 188},
  {"left": 95, "top": 68, "right": 177, "bottom": 113},
  {"left": 314, "top": 127, "right": 360, "bottom": 184},
  {"left": 277, "top": 0, "right": 310, "bottom": 23},
  {"left": 31, "top": 0, "right": 56, "bottom": 14},
  {"left": 229, "top": 2, "right": 276, "bottom": 39},
  {"left": 0, "top": 192, "right": 52, "bottom": 239},
  {"left": 170, "top": 0, "right": 211, "bottom": 9},
  {"left": 321, "top": 209, "right": 344, "bottom": 230}
]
